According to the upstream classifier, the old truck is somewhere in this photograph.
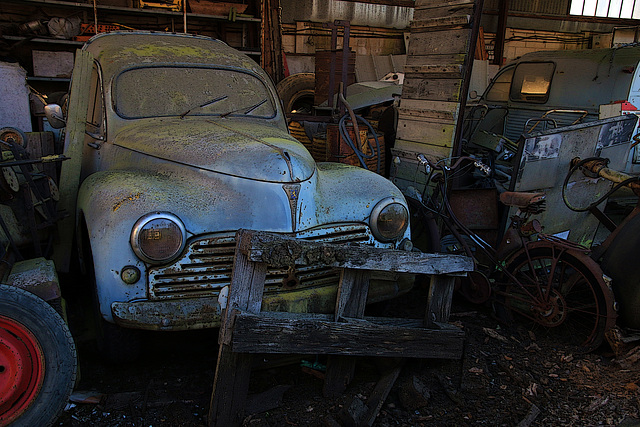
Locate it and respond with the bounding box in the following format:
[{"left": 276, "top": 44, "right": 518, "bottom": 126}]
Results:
[
  {"left": 45, "top": 32, "right": 414, "bottom": 361},
  {"left": 464, "top": 46, "right": 640, "bottom": 173}
]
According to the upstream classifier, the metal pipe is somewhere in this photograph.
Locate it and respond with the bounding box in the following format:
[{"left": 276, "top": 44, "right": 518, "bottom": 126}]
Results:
[
  {"left": 573, "top": 157, "right": 640, "bottom": 192},
  {"left": 183, "top": 0, "right": 188, "bottom": 33},
  {"left": 93, "top": 0, "right": 98, "bottom": 33}
]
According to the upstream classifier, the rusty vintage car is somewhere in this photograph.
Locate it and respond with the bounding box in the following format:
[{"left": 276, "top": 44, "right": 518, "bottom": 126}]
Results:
[{"left": 46, "top": 32, "right": 413, "bottom": 360}]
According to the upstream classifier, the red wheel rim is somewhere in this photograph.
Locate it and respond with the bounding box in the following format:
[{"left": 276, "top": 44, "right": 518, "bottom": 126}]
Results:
[{"left": 0, "top": 315, "right": 45, "bottom": 425}]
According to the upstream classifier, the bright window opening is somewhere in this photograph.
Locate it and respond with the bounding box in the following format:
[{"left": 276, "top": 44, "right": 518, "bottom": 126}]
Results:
[{"left": 570, "top": 0, "right": 640, "bottom": 19}]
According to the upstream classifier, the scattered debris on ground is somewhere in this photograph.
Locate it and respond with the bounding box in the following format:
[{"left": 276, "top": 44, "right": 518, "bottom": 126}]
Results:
[{"left": 57, "top": 285, "right": 640, "bottom": 427}]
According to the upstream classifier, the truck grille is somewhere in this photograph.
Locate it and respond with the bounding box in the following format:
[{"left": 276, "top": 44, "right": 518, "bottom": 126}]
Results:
[
  {"left": 504, "top": 109, "right": 597, "bottom": 142},
  {"left": 148, "top": 225, "right": 377, "bottom": 300}
]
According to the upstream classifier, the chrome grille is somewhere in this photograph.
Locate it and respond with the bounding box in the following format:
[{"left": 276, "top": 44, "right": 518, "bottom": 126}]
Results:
[{"left": 148, "top": 225, "right": 376, "bottom": 300}]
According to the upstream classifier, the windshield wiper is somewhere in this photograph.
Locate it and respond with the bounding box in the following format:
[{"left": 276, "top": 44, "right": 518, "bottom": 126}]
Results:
[
  {"left": 219, "top": 99, "right": 267, "bottom": 118},
  {"left": 180, "top": 95, "right": 228, "bottom": 119}
]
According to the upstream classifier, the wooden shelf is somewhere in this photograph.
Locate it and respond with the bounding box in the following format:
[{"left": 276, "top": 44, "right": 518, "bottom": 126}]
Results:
[
  {"left": 3, "top": 36, "right": 84, "bottom": 46},
  {"left": 2, "top": 0, "right": 261, "bottom": 23}
]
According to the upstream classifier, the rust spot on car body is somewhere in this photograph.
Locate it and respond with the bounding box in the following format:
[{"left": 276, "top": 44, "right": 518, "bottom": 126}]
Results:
[{"left": 112, "top": 192, "right": 142, "bottom": 212}]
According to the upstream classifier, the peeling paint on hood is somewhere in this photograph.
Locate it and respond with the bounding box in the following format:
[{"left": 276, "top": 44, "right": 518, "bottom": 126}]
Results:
[{"left": 113, "top": 117, "right": 316, "bottom": 182}]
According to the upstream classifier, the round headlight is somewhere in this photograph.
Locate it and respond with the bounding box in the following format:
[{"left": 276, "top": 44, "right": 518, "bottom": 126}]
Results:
[
  {"left": 370, "top": 198, "right": 409, "bottom": 242},
  {"left": 130, "top": 212, "right": 186, "bottom": 264}
]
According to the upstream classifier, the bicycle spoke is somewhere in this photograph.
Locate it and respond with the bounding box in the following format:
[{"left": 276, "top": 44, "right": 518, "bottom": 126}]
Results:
[{"left": 501, "top": 246, "right": 613, "bottom": 350}]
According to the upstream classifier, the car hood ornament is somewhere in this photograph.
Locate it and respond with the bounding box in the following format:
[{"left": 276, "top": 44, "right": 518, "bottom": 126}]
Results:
[{"left": 282, "top": 183, "right": 301, "bottom": 231}]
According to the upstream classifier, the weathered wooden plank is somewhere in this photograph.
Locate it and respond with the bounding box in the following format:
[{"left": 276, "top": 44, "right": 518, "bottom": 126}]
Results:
[
  {"left": 414, "top": 3, "right": 475, "bottom": 21},
  {"left": 410, "top": 15, "right": 470, "bottom": 32},
  {"left": 405, "top": 53, "right": 467, "bottom": 66},
  {"left": 209, "top": 230, "right": 267, "bottom": 426},
  {"left": 362, "top": 362, "right": 404, "bottom": 426},
  {"left": 395, "top": 119, "right": 456, "bottom": 146},
  {"left": 324, "top": 269, "right": 371, "bottom": 398},
  {"left": 219, "top": 231, "right": 268, "bottom": 345},
  {"left": 403, "top": 64, "right": 463, "bottom": 78},
  {"left": 407, "top": 29, "right": 470, "bottom": 57},
  {"left": 231, "top": 312, "right": 465, "bottom": 359},
  {"left": 393, "top": 139, "right": 454, "bottom": 162},
  {"left": 425, "top": 275, "right": 456, "bottom": 327},
  {"left": 400, "top": 99, "right": 460, "bottom": 114},
  {"left": 415, "top": 0, "right": 475, "bottom": 8},
  {"left": 208, "top": 345, "right": 254, "bottom": 426},
  {"left": 398, "top": 107, "right": 456, "bottom": 122},
  {"left": 401, "top": 77, "right": 462, "bottom": 102},
  {"left": 335, "top": 269, "right": 370, "bottom": 322},
  {"left": 237, "top": 230, "right": 473, "bottom": 276}
]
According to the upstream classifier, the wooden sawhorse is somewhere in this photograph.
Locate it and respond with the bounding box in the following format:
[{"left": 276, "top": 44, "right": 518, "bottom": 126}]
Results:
[{"left": 208, "top": 229, "right": 473, "bottom": 426}]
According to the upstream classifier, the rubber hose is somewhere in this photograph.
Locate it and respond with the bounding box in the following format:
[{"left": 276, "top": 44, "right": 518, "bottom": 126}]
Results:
[{"left": 337, "top": 94, "right": 381, "bottom": 174}]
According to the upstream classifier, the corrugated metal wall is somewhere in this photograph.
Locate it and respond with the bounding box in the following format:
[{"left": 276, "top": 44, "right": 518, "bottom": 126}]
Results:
[{"left": 484, "top": 0, "right": 571, "bottom": 15}]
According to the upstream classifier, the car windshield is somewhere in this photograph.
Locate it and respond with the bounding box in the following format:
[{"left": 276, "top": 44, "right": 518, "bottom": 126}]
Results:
[{"left": 114, "top": 66, "right": 276, "bottom": 119}]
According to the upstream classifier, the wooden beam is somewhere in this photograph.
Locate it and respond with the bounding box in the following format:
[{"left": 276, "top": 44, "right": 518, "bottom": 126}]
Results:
[
  {"left": 209, "top": 231, "right": 268, "bottom": 427},
  {"left": 336, "top": 0, "right": 415, "bottom": 7},
  {"left": 425, "top": 275, "right": 456, "bottom": 327},
  {"left": 237, "top": 230, "right": 473, "bottom": 276},
  {"left": 493, "top": 0, "right": 509, "bottom": 65},
  {"left": 231, "top": 312, "right": 466, "bottom": 359},
  {"left": 324, "top": 268, "right": 371, "bottom": 398}
]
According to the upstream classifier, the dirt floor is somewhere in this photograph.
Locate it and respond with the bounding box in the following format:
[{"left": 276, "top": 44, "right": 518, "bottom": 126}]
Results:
[{"left": 55, "top": 283, "right": 640, "bottom": 427}]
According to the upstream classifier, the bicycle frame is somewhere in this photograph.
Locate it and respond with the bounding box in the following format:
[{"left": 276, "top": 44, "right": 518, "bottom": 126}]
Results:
[{"left": 408, "top": 154, "right": 617, "bottom": 351}]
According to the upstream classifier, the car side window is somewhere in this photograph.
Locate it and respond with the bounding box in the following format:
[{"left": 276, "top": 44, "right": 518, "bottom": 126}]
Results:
[
  {"left": 509, "top": 62, "right": 555, "bottom": 103},
  {"left": 485, "top": 67, "right": 514, "bottom": 102},
  {"left": 86, "top": 63, "right": 105, "bottom": 139}
]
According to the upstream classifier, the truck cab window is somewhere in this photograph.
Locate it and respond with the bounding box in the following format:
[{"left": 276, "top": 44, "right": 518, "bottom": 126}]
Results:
[
  {"left": 485, "top": 67, "right": 514, "bottom": 102},
  {"left": 510, "top": 62, "right": 555, "bottom": 103}
]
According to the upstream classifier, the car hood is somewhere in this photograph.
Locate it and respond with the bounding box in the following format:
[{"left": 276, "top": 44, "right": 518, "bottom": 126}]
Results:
[{"left": 112, "top": 117, "right": 315, "bottom": 182}]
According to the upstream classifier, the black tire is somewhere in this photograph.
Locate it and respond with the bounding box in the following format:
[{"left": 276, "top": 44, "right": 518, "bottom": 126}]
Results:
[
  {"left": 276, "top": 73, "right": 316, "bottom": 114},
  {"left": 0, "top": 284, "right": 77, "bottom": 427},
  {"left": 500, "top": 244, "right": 616, "bottom": 351}
]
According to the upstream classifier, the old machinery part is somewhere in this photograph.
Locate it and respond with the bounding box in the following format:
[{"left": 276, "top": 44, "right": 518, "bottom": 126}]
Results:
[
  {"left": 563, "top": 157, "right": 640, "bottom": 212},
  {"left": 0, "top": 127, "right": 27, "bottom": 149},
  {"left": 1, "top": 168, "right": 19, "bottom": 193}
]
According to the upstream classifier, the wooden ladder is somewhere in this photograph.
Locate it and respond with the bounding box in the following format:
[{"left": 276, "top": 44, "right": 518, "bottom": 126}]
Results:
[{"left": 208, "top": 229, "right": 473, "bottom": 426}]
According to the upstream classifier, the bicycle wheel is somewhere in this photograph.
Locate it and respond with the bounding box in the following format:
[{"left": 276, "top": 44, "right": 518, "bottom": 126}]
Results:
[{"left": 499, "top": 242, "right": 616, "bottom": 351}]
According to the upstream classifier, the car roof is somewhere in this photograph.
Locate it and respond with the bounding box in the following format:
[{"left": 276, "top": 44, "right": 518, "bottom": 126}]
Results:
[
  {"left": 487, "top": 45, "right": 640, "bottom": 110},
  {"left": 84, "top": 31, "right": 265, "bottom": 78},
  {"left": 513, "top": 45, "right": 640, "bottom": 63}
]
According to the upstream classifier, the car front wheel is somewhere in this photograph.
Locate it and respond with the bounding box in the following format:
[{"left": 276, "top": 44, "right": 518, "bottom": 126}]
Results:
[{"left": 0, "top": 284, "right": 77, "bottom": 427}]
